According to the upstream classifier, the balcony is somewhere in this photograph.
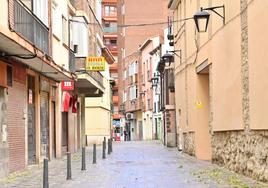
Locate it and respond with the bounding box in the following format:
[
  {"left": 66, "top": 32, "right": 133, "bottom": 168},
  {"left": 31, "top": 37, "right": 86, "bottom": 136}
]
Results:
[
  {"left": 88, "top": 71, "right": 103, "bottom": 87},
  {"left": 69, "top": 51, "right": 75, "bottom": 73},
  {"left": 109, "top": 63, "right": 118, "bottom": 71},
  {"left": 103, "top": 27, "right": 117, "bottom": 33},
  {"left": 113, "top": 95, "right": 119, "bottom": 104},
  {"left": 13, "top": 0, "right": 49, "bottom": 54},
  {"left": 105, "top": 44, "right": 117, "bottom": 52}
]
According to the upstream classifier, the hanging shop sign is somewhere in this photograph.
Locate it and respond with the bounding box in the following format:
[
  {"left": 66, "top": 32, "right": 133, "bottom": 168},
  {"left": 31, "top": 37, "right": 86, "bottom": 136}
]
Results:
[
  {"left": 86, "top": 56, "right": 105, "bottom": 71},
  {"left": 61, "top": 81, "right": 74, "bottom": 91}
]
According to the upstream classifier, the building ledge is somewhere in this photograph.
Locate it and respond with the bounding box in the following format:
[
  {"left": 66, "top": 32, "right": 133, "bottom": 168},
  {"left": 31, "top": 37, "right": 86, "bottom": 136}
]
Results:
[
  {"left": 76, "top": 73, "right": 105, "bottom": 97},
  {"left": 0, "top": 26, "right": 74, "bottom": 81}
]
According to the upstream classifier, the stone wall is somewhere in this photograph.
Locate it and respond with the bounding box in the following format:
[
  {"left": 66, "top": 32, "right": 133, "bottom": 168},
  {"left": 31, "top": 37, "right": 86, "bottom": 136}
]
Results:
[
  {"left": 183, "top": 132, "right": 195, "bottom": 156},
  {"left": 212, "top": 130, "right": 268, "bottom": 182}
]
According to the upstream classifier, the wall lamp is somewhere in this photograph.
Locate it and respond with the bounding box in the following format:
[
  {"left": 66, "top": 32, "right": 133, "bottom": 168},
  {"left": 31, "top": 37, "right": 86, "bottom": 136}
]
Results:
[
  {"left": 163, "top": 50, "right": 181, "bottom": 66},
  {"left": 151, "top": 72, "right": 160, "bottom": 88},
  {"left": 194, "top": 5, "right": 225, "bottom": 32},
  {"left": 162, "top": 53, "right": 175, "bottom": 67}
]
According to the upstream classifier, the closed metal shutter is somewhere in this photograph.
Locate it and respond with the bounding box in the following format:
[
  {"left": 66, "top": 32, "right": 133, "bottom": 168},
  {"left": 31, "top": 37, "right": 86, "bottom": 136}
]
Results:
[{"left": 40, "top": 91, "right": 49, "bottom": 158}]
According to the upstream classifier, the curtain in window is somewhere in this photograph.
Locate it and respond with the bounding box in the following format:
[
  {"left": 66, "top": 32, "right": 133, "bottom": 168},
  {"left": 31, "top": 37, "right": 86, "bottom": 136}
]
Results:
[{"left": 33, "top": 0, "right": 48, "bottom": 26}]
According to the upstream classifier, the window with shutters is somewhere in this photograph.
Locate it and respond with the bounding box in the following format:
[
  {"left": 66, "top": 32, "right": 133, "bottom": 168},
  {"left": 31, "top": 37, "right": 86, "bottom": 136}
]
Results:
[
  {"left": 52, "top": 2, "right": 62, "bottom": 39},
  {"left": 62, "top": 16, "right": 68, "bottom": 45},
  {"left": 130, "top": 85, "right": 137, "bottom": 100},
  {"left": 33, "top": 0, "right": 48, "bottom": 26}
]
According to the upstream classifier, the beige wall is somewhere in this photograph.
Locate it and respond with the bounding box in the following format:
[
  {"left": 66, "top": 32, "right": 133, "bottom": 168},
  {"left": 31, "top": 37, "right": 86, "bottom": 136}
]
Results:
[
  {"left": 172, "top": 0, "right": 254, "bottom": 160},
  {"left": 142, "top": 111, "right": 153, "bottom": 140},
  {"left": 85, "top": 73, "right": 112, "bottom": 144},
  {"left": 248, "top": 0, "right": 268, "bottom": 130},
  {"left": 0, "top": 0, "right": 8, "bottom": 28},
  {"left": 52, "top": 0, "right": 69, "bottom": 69},
  {"left": 85, "top": 107, "right": 110, "bottom": 144}
]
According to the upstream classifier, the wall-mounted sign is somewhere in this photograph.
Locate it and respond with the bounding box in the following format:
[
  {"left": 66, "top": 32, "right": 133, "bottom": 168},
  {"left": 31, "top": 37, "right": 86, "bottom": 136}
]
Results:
[
  {"left": 196, "top": 101, "right": 203, "bottom": 109},
  {"left": 61, "top": 81, "right": 74, "bottom": 91},
  {"left": 86, "top": 57, "right": 105, "bottom": 71}
]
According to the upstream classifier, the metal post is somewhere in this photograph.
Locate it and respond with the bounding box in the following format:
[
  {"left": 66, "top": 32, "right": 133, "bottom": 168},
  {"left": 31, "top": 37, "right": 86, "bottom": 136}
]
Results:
[
  {"left": 67, "top": 152, "right": 72, "bottom": 180},
  {"left": 102, "top": 141, "right": 106, "bottom": 159},
  {"left": 108, "top": 139, "right": 111, "bottom": 155},
  {"left": 110, "top": 138, "right": 113, "bottom": 153},
  {"left": 81, "top": 147, "right": 86, "bottom": 170},
  {"left": 93, "top": 144, "right": 97, "bottom": 164},
  {"left": 104, "top": 137, "right": 106, "bottom": 150},
  {"left": 43, "top": 158, "right": 49, "bottom": 188}
]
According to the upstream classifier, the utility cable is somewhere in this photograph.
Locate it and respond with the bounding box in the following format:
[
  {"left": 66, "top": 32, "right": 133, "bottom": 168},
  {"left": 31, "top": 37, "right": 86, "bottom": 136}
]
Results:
[{"left": 70, "top": 17, "right": 193, "bottom": 28}]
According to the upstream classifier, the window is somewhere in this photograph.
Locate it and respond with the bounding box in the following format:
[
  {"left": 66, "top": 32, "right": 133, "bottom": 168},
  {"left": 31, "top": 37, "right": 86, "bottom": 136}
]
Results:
[
  {"left": 130, "top": 85, "right": 137, "bottom": 100},
  {"left": 33, "top": 0, "right": 48, "bottom": 26},
  {"left": 129, "top": 62, "right": 137, "bottom": 76},
  {"left": 147, "top": 99, "right": 150, "bottom": 109},
  {"left": 123, "top": 91, "right": 127, "bottom": 102},
  {"left": 52, "top": 2, "right": 62, "bottom": 38},
  {"left": 124, "top": 70, "right": 127, "bottom": 79},
  {"left": 7, "top": 66, "right": 12, "bottom": 87},
  {"left": 121, "top": 4, "right": 125, "bottom": 15},
  {"left": 111, "top": 39, "right": 117, "bottom": 45},
  {"left": 121, "top": 48, "right": 125, "bottom": 58},
  {"left": 104, "top": 6, "right": 117, "bottom": 16},
  {"left": 110, "top": 72, "right": 118, "bottom": 78},
  {"left": 113, "top": 106, "right": 119, "bottom": 113},
  {"left": 62, "top": 16, "right": 68, "bottom": 45},
  {"left": 147, "top": 70, "right": 150, "bottom": 81}
]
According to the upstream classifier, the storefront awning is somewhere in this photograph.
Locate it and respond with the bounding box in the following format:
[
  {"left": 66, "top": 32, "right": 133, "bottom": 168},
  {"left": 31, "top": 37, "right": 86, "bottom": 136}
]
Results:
[{"left": 0, "top": 29, "right": 74, "bottom": 81}]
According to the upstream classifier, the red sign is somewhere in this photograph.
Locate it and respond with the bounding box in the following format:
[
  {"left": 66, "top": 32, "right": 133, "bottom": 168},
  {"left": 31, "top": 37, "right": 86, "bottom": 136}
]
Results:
[{"left": 61, "top": 81, "right": 74, "bottom": 91}]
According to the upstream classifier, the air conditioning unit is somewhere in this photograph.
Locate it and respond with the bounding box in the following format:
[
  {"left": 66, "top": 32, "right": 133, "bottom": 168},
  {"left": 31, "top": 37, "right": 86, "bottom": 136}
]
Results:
[{"left": 126, "top": 113, "right": 135, "bottom": 120}]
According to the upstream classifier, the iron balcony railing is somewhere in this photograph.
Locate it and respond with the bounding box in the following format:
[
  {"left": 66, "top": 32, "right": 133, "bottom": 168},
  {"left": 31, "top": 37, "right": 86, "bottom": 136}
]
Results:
[
  {"left": 13, "top": 0, "right": 49, "bottom": 54},
  {"left": 88, "top": 71, "right": 103, "bottom": 87},
  {"left": 69, "top": 51, "right": 76, "bottom": 72},
  {"left": 103, "top": 27, "right": 117, "bottom": 33}
]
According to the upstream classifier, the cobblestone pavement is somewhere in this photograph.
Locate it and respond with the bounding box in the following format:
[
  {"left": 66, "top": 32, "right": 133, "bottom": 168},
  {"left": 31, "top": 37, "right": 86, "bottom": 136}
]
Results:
[{"left": 0, "top": 141, "right": 268, "bottom": 188}]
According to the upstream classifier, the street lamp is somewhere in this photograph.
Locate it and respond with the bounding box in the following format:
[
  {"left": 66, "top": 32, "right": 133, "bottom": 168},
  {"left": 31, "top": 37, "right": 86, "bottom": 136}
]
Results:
[
  {"left": 151, "top": 72, "right": 160, "bottom": 88},
  {"left": 162, "top": 53, "right": 174, "bottom": 67},
  {"left": 194, "top": 5, "right": 225, "bottom": 33},
  {"left": 193, "top": 10, "right": 210, "bottom": 33}
]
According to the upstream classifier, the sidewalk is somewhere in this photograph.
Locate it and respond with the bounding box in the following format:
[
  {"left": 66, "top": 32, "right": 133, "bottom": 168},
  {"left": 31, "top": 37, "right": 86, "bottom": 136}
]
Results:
[{"left": 0, "top": 141, "right": 267, "bottom": 188}]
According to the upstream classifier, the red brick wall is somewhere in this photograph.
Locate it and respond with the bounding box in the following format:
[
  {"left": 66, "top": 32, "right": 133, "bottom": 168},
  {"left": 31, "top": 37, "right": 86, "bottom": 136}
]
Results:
[{"left": 7, "top": 80, "right": 26, "bottom": 172}]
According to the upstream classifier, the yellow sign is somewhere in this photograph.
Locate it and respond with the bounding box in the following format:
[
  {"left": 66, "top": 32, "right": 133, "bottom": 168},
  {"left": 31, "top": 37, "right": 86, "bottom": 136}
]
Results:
[
  {"left": 86, "top": 56, "right": 105, "bottom": 71},
  {"left": 196, "top": 101, "right": 203, "bottom": 109}
]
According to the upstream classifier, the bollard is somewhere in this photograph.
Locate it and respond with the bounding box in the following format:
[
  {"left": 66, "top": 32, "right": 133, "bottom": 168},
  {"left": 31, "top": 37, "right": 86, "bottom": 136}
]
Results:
[
  {"left": 110, "top": 138, "right": 113, "bottom": 153},
  {"left": 108, "top": 139, "right": 111, "bottom": 155},
  {"left": 93, "top": 144, "right": 97, "bottom": 164},
  {"left": 67, "top": 152, "right": 72, "bottom": 180},
  {"left": 104, "top": 137, "right": 106, "bottom": 150},
  {"left": 43, "top": 158, "right": 49, "bottom": 188},
  {"left": 102, "top": 141, "right": 106, "bottom": 159},
  {"left": 81, "top": 147, "right": 86, "bottom": 170}
]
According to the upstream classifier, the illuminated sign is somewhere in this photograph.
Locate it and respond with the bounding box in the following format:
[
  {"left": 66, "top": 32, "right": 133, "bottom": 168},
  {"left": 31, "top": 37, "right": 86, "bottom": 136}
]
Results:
[
  {"left": 86, "top": 56, "right": 105, "bottom": 71},
  {"left": 61, "top": 81, "right": 75, "bottom": 91}
]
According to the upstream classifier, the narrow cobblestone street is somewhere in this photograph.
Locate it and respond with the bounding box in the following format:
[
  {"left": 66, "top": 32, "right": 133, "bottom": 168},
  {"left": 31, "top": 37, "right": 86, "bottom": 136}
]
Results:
[{"left": 0, "top": 141, "right": 267, "bottom": 188}]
